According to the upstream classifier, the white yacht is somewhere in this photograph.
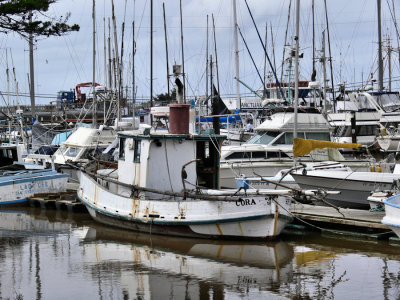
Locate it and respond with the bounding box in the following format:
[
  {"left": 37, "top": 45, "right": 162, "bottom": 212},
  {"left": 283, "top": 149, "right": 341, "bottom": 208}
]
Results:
[
  {"left": 219, "top": 107, "right": 370, "bottom": 188},
  {"left": 329, "top": 91, "right": 400, "bottom": 149}
]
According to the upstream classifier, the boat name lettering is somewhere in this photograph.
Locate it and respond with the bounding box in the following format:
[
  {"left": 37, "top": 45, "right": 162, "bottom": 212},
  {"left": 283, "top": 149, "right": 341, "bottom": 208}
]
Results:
[{"left": 235, "top": 198, "right": 256, "bottom": 206}]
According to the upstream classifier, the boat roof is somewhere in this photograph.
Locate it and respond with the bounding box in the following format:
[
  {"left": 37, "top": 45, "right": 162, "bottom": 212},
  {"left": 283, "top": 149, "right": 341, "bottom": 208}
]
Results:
[
  {"left": 255, "top": 111, "right": 331, "bottom": 132},
  {"left": 62, "top": 127, "right": 116, "bottom": 147},
  {"left": 118, "top": 129, "right": 226, "bottom": 141}
]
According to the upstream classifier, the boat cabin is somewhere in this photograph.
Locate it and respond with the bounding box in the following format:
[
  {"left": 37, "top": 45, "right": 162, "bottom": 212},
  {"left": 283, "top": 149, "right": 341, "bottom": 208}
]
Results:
[
  {"left": 53, "top": 126, "right": 116, "bottom": 165},
  {"left": 221, "top": 110, "right": 333, "bottom": 162},
  {"left": 0, "top": 144, "right": 23, "bottom": 167},
  {"left": 115, "top": 130, "right": 226, "bottom": 197}
]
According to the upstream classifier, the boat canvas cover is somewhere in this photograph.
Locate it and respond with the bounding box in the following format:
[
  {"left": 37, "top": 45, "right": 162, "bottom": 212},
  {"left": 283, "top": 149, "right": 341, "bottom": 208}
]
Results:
[{"left": 293, "top": 138, "right": 362, "bottom": 157}]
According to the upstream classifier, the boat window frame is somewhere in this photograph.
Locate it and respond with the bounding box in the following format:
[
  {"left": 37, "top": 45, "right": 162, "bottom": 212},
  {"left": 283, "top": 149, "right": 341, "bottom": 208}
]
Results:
[
  {"left": 63, "top": 146, "right": 82, "bottom": 158},
  {"left": 134, "top": 139, "right": 141, "bottom": 163},
  {"left": 119, "top": 138, "right": 126, "bottom": 161}
]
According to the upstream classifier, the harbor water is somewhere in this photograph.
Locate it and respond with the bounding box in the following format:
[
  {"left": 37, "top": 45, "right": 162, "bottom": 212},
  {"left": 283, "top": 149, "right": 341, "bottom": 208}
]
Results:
[{"left": 0, "top": 207, "right": 399, "bottom": 300}]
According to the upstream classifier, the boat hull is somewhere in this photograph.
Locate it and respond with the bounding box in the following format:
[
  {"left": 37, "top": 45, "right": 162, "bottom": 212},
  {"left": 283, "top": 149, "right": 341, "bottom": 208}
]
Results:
[
  {"left": 220, "top": 160, "right": 371, "bottom": 189},
  {"left": 0, "top": 170, "right": 69, "bottom": 205},
  {"left": 382, "top": 194, "right": 400, "bottom": 238},
  {"left": 377, "top": 136, "right": 400, "bottom": 151},
  {"left": 78, "top": 172, "right": 293, "bottom": 239},
  {"left": 292, "top": 171, "right": 398, "bottom": 209}
]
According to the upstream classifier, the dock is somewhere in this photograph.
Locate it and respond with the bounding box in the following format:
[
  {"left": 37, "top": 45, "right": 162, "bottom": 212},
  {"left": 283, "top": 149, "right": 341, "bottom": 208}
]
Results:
[
  {"left": 290, "top": 203, "right": 393, "bottom": 238},
  {"left": 27, "top": 192, "right": 87, "bottom": 213}
]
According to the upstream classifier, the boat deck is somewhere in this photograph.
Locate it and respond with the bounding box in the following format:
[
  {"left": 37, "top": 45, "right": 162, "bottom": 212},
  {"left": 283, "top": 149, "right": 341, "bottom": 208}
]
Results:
[{"left": 291, "top": 203, "right": 388, "bottom": 231}]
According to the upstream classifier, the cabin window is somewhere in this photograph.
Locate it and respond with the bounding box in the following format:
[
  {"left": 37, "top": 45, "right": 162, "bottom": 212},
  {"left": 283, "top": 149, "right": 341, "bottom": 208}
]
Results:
[
  {"left": 305, "top": 132, "right": 330, "bottom": 141},
  {"left": 225, "top": 152, "right": 251, "bottom": 160},
  {"left": 64, "top": 147, "right": 81, "bottom": 158},
  {"left": 357, "top": 125, "right": 379, "bottom": 136},
  {"left": 274, "top": 132, "right": 305, "bottom": 145},
  {"left": 246, "top": 132, "right": 279, "bottom": 145},
  {"left": 119, "top": 138, "right": 126, "bottom": 160},
  {"left": 251, "top": 151, "right": 266, "bottom": 159},
  {"left": 267, "top": 151, "right": 280, "bottom": 159},
  {"left": 134, "top": 140, "right": 141, "bottom": 163}
]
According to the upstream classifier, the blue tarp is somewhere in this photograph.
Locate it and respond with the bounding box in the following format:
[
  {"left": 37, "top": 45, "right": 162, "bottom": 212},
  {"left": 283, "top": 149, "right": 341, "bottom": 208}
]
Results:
[
  {"left": 196, "top": 115, "right": 242, "bottom": 124},
  {"left": 51, "top": 131, "right": 72, "bottom": 145}
]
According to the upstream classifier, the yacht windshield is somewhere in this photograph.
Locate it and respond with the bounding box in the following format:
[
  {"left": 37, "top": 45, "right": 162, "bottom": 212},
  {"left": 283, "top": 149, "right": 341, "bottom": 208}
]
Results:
[
  {"left": 246, "top": 132, "right": 280, "bottom": 145},
  {"left": 64, "top": 147, "right": 82, "bottom": 158}
]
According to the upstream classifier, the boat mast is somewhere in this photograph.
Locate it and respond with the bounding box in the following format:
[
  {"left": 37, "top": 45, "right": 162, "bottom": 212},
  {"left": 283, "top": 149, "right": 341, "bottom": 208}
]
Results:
[
  {"left": 132, "top": 18, "right": 136, "bottom": 128},
  {"left": 206, "top": 15, "right": 209, "bottom": 102},
  {"left": 162, "top": 3, "right": 170, "bottom": 96},
  {"left": 103, "top": 17, "right": 107, "bottom": 124},
  {"left": 322, "top": 31, "right": 328, "bottom": 116},
  {"left": 111, "top": 0, "right": 121, "bottom": 123},
  {"left": 294, "top": 0, "right": 300, "bottom": 139},
  {"left": 212, "top": 14, "right": 220, "bottom": 94},
  {"left": 6, "top": 50, "right": 11, "bottom": 141},
  {"left": 150, "top": 0, "right": 153, "bottom": 124},
  {"left": 377, "top": 0, "right": 384, "bottom": 91},
  {"left": 263, "top": 23, "right": 267, "bottom": 97},
  {"left": 179, "top": 0, "right": 185, "bottom": 103},
  {"left": 312, "top": 0, "right": 316, "bottom": 80},
  {"left": 323, "top": 0, "right": 335, "bottom": 106},
  {"left": 92, "top": 0, "right": 97, "bottom": 128},
  {"left": 233, "top": 0, "right": 241, "bottom": 109}
]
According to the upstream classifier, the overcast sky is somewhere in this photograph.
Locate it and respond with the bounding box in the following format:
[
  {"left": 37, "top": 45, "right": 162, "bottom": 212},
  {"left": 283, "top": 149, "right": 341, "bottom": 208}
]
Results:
[{"left": 0, "top": 0, "right": 398, "bottom": 105}]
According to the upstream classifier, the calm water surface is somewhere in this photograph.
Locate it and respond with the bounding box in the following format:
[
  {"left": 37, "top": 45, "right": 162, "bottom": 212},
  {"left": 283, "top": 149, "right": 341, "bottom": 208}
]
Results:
[{"left": 0, "top": 207, "right": 399, "bottom": 300}]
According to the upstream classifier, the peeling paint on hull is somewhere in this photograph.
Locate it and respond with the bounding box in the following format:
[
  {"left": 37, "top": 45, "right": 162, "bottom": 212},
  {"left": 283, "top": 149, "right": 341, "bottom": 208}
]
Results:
[{"left": 79, "top": 172, "right": 293, "bottom": 240}]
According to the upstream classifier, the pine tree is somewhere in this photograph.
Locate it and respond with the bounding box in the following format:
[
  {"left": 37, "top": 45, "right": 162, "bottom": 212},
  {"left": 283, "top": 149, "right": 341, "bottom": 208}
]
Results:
[{"left": 0, "top": 0, "right": 79, "bottom": 38}]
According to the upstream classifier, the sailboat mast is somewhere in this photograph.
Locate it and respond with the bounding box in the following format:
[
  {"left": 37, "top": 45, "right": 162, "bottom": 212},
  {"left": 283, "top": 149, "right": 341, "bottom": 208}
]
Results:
[
  {"left": 206, "top": 15, "right": 209, "bottom": 105},
  {"left": 212, "top": 14, "right": 220, "bottom": 93},
  {"left": 294, "top": 0, "right": 300, "bottom": 139},
  {"left": 377, "top": 0, "right": 384, "bottom": 91},
  {"left": 179, "top": 0, "right": 185, "bottom": 103},
  {"left": 111, "top": 0, "right": 121, "bottom": 122},
  {"left": 233, "top": 0, "right": 240, "bottom": 109},
  {"left": 132, "top": 19, "right": 136, "bottom": 128},
  {"left": 150, "top": 0, "right": 153, "bottom": 123},
  {"left": 162, "top": 3, "right": 170, "bottom": 96},
  {"left": 312, "top": 0, "right": 315, "bottom": 78},
  {"left": 92, "top": 0, "right": 97, "bottom": 127}
]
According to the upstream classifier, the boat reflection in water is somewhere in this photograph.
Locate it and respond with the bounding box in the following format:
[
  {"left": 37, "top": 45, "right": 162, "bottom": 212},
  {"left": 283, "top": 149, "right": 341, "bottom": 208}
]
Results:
[
  {"left": 0, "top": 208, "right": 399, "bottom": 299},
  {"left": 82, "top": 226, "right": 295, "bottom": 299}
]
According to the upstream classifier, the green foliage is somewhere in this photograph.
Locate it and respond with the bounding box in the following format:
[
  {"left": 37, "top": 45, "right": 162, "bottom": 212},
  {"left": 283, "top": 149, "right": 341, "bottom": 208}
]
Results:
[
  {"left": 0, "top": 0, "right": 79, "bottom": 38},
  {"left": 154, "top": 89, "right": 176, "bottom": 105}
]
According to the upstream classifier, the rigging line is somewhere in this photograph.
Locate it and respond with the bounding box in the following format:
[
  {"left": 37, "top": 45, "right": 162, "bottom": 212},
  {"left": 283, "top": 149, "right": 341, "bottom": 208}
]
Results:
[
  {"left": 386, "top": 0, "right": 400, "bottom": 41},
  {"left": 243, "top": 0, "right": 285, "bottom": 100},
  {"left": 236, "top": 25, "right": 270, "bottom": 98},
  {"left": 135, "top": 0, "right": 148, "bottom": 44}
]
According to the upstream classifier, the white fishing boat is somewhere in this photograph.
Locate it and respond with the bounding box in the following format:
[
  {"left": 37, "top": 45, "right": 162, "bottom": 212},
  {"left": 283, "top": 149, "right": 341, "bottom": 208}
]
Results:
[
  {"left": 0, "top": 163, "right": 68, "bottom": 205},
  {"left": 78, "top": 104, "right": 296, "bottom": 239},
  {"left": 382, "top": 194, "right": 400, "bottom": 238}
]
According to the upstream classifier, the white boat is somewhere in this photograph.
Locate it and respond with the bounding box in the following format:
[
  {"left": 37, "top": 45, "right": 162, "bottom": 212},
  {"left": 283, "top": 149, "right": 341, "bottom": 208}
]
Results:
[
  {"left": 219, "top": 107, "right": 371, "bottom": 188},
  {"left": 382, "top": 194, "right": 400, "bottom": 238},
  {"left": 0, "top": 163, "right": 68, "bottom": 205},
  {"left": 78, "top": 105, "right": 295, "bottom": 239},
  {"left": 291, "top": 167, "right": 400, "bottom": 209},
  {"left": 239, "top": 161, "right": 351, "bottom": 191}
]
